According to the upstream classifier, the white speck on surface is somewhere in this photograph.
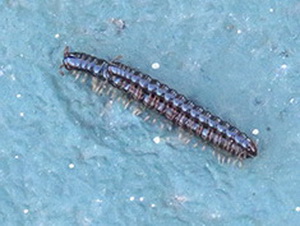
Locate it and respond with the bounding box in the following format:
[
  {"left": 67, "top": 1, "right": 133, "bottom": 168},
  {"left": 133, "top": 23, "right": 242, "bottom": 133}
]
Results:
[
  {"left": 174, "top": 195, "right": 187, "bottom": 203},
  {"left": 237, "top": 29, "right": 242, "bottom": 34},
  {"left": 295, "top": 207, "right": 300, "bottom": 212},
  {"left": 289, "top": 98, "right": 295, "bottom": 104},
  {"left": 95, "top": 199, "right": 103, "bottom": 203},
  {"left": 153, "top": 136, "right": 161, "bottom": 144},
  {"left": 111, "top": 18, "right": 126, "bottom": 29},
  {"left": 269, "top": 8, "right": 274, "bottom": 13},
  {"left": 54, "top": 33, "right": 60, "bottom": 38},
  {"left": 20, "top": 53, "right": 24, "bottom": 58},
  {"left": 15, "top": 155, "right": 19, "bottom": 159},
  {"left": 16, "top": 94, "right": 22, "bottom": 98},
  {"left": 19, "top": 112, "right": 25, "bottom": 117},
  {"left": 83, "top": 217, "right": 92, "bottom": 224},
  {"left": 23, "top": 209, "right": 29, "bottom": 214},
  {"left": 280, "top": 64, "right": 287, "bottom": 69},
  {"left": 139, "top": 197, "right": 144, "bottom": 202},
  {"left": 129, "top": 196, "right": 135, "bottom": 201},
  {"left": 252, "top": 129, "right": 259, "bottom": 135},
  {"left": 151, "top": 62, "right": 160, "bottom": 69},
  {"left": 68, "top": 163, "right": 75, "bottom": 169},
  {"left": 211, "top": 212, "right": 221, "bottom": 219},
  {"left": 11, "top": 74, "right": 16, "bottom": 81},
  {"left": 0, "top": 70, "right": 4, "bottom": 77},
  {"left": 150, "top": 203, "right": 156, "bottom": 208}
]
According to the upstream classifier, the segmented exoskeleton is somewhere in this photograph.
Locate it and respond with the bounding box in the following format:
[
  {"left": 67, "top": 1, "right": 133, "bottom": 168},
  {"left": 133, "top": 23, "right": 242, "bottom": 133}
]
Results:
[{"left": 61, "top": 47, "right": 257, "bottom": 160}]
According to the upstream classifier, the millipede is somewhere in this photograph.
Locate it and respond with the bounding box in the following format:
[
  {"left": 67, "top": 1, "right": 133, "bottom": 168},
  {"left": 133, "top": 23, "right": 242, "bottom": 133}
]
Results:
[{"left": 60, "top": 46, "right": 258, "bottom": 162}]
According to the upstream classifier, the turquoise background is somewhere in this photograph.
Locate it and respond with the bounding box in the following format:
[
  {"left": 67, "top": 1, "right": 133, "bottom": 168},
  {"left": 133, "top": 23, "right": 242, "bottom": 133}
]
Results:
[{"left": 0, "top": 0, "right": 299, "bottom": 225}]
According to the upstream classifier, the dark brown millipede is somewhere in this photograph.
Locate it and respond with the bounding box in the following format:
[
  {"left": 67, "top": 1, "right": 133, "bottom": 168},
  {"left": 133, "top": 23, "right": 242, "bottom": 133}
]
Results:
[{"left": 61, "top": 47, "right": 258, "bottom": 161}]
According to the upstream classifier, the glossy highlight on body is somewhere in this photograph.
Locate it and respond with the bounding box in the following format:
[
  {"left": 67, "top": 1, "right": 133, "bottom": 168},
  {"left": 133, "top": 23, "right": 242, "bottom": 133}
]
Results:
[{"left": 61, "top": 47, "right": 258, "bottom": 160}]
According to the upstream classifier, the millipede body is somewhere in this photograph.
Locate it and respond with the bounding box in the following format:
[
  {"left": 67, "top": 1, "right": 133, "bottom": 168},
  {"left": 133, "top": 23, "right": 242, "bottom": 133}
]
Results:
[{"left": 61, "top": 47, "right": 257, "bottom": 160}]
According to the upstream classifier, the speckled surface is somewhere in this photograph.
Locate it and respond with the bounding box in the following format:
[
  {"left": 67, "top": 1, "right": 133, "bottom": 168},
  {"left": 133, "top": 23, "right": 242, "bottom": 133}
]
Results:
[{"left": 0, "top": 0, "right": 299, "bottom": 225}]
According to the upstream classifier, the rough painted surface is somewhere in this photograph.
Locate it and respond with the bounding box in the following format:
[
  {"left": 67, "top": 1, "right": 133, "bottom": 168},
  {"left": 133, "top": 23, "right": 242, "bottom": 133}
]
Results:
[{"left": 0, "top": 1, "right": 299, "bottom": 225}]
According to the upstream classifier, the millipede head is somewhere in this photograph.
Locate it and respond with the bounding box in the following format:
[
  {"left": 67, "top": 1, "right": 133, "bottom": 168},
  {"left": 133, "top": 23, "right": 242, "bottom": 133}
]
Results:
[
  {"left": 59, "top": 64, "right": 65, "bottom": 76},
  {"left": 60, "top": 46, "right": 71, "bottom": 71},
  {"left": 58, "top": 47, "right": 72, "bottom": 75},
  {"left": 245, "top": 139, "right": 258, "bottom": 158},
  {"left": 62, "top": 46, "right": 78, "bottom": 71}
]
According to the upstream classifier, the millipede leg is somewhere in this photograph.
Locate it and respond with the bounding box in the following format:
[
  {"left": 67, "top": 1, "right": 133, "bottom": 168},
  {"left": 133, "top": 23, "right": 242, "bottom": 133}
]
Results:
[
  {"left": 81, "top": 73, "right": 88, "bottom": 83},
  {"left": 124, "top": 100, "right": 131, "bottom": 109},
  {"left": 92, "top": 77, "right": 100, "bottom": 91},
  {"left": 227, "top": 157, "right": 232, "bottom": 164},
  {"left": 178, "top": 132, "right": 183, "bottom": 140},
  {"left": 193, "top": 143, "right": 199, "bottom": 148},
  {"left": 106, "top": 86, "right": 113, "bottom": 96},
  {"left": 111, "top": 55, "right": 123, "bottom": 63},
  {"left": 109, "top": 89, "right": 117, "bottom": 99},
  {"left": 144, "top": 115, "right": 150, "bottom": 121},
  {"left": 97, "top": 83, "right": 108, "bottom": 95},
  {"left": 184, "top": 138, "right": 191, "bottom": 144},
  {"left": 237, "top": 160, "right": 243, "bottom": 168},
  {"left": 160, "top": 122, "right": 165, "bottom": 129},
  {"left": 64, "top": 46, "right": 70, "bottom": 56},
  {"left": 59, "top": 64, "right": 65, "bottom": 76},
  {"left": 74, "top": 72, "right": 81, "bottom": 80},
  {"left": 132, "top": 108, "right": 142, "bottom": 116}
]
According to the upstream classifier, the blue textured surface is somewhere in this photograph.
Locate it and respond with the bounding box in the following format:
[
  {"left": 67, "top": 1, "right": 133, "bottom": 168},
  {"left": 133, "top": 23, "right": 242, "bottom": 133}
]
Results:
[{"left": 0, "top": 1, "right": 300, "bottom": 225}]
